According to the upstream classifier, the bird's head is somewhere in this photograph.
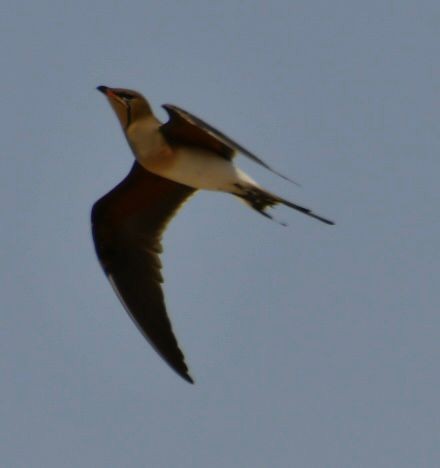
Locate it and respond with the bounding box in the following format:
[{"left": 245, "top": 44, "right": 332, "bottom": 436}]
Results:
[{"left": 97, "top": 86, "right": 153, "bottom": 129}]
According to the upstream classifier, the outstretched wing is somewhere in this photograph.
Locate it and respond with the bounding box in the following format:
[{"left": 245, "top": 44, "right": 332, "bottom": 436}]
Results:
[
  {"left": 161, "top": 104, "right": 295, "bottom": 183},
  {"left": 91, "top": 162, "right": 196, "bottom": 383}
]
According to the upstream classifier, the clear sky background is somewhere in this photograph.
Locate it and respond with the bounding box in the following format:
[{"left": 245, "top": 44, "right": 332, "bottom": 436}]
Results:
[{"left": 1, "top": 1, "right": 439, "bottom": 467}]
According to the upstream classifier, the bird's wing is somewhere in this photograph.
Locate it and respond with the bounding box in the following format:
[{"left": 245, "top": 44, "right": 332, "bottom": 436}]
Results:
[
  {"left": 161, "top": 104, "right": 294, "bottom": 183},
  {"left": 91, "top": 162, "right": 196, "bottom": 383}
]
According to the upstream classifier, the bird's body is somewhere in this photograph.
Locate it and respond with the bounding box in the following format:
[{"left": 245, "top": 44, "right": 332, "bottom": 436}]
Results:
[
  {"left": 127, "top": 126, "right": 252, "bottom": 192},
  {"left": 140, "top": 142, "right": 257, "bottom": 193},
  {"left": 124, "top": 101, "right": 260, "bottom": 193},
  {"left": 93, "top": 86, "right": 334, "bottom": 383}
]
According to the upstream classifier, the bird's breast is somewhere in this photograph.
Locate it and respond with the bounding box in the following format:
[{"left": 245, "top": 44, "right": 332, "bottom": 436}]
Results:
[
  {"left": 126, "top": 122, "right": 254, "bottom": 191},
  {"left": 143, "top": 145, "right": 249, "bottom": 192},
  {"left": 127, "top": 125, "right": 177, "bottom": 172}
]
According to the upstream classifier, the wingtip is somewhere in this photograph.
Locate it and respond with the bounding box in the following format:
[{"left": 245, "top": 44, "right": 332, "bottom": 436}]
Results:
[
  {"left": 275, "top": 170, "right": 302, "bottom": 187},
  {"left": 173, "top": 360, "right": 195, "bottom": 384},
  {"left": 317, "top": 216, "right": 335, "bottom": 225},
  {"left": 181, "top": 372, "right": 195, "bottom": 384}
]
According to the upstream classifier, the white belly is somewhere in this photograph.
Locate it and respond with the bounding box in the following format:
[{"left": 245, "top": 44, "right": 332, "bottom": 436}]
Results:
[{"left": 144, "top": 146, "right": 257, "bottom": 192}]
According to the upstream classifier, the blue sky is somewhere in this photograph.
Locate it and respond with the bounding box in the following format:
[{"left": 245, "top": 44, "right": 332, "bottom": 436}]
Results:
[{"left": 1, "top": 1, "right": 439, "bottom": 466}]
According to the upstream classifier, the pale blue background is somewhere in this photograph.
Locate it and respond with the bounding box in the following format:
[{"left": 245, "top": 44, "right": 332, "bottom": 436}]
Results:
[{"left": 1, "top": 1, "right": 439, "bottom": 467}]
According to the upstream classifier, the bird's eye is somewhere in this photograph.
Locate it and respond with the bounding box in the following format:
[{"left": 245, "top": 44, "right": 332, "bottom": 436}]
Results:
[{"left": 117, "top": 92, "right": 134, "bottom": 101}]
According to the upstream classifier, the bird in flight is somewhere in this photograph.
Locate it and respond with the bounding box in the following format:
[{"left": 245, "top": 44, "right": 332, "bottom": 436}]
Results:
[{"left": 92, "top": 86, "right": 334, "bottom": 383}]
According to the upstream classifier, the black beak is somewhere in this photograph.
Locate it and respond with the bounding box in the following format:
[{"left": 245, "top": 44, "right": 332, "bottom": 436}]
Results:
[{"left": 97, "top": 85, "right": 109, "bottom": 95}]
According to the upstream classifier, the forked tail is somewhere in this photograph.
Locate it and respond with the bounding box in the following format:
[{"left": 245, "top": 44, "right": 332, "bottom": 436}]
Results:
[{"left": 235, "top": 184, "right": 334, "bottom": 226}]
